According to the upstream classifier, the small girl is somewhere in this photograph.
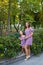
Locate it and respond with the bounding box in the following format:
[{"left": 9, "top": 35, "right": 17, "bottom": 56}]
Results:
[{"left": 19, "top": 31, "right": 26, "bottom": 53}]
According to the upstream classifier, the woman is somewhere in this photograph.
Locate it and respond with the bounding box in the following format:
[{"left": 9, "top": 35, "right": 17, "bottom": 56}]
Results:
[{"left": 24, "top": 22, "right": 34, "bottom": 60}]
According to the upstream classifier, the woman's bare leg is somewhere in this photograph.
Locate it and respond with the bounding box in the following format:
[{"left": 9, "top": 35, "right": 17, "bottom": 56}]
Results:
[
  {"left": 24, "top": 45, "right": 29, "bottom": 56},
  {"left": 28, "top": 46, "right": 30, "bottom": 56},
  {"left": 24, "top": 45, "right": 30, "bottom": 60}
]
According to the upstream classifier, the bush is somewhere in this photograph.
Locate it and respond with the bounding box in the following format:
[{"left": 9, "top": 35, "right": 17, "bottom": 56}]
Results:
[
  {"left": 0, "top": 33, "right": 20, "bottom": 58},
  {"left": 31, "top": 29, "right": 43, "bottom": 55},
  {"left": 0, "top": 30, "right": 43, "bottom": 58},
  {"left": 31, "top": 33, "right": 42, "bottom": 55},
  {"left": 39, "top": 30, "right": 43, "bottom": 51}
]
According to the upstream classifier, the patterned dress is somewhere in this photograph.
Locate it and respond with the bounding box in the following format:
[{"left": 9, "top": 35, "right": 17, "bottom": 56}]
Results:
[
  {"left": 25, "top": 27, "right": 34, "bottom": 46},
  {"left": 19, "top": 36, "right": 26, "bottom": 47}
]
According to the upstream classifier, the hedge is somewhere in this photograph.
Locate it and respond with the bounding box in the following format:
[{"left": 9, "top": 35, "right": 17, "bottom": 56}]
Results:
[
  {"left": 31, "top": 29, "right": 43, "bottom": 54},
  {"left": 0, "top": 29, "right": 43, "bottom": 58},
  {"left": 0, "top": 35, "right": 20, "bottom": 58}
]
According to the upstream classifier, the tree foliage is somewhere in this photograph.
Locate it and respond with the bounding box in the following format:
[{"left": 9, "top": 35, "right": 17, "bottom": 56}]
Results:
[{"left": 0, "top": 0, "right": 43, "bottom": 34}]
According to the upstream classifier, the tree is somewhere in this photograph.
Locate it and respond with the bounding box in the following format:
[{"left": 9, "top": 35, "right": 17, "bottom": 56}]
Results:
[
  {"left": 7, "top": 0, "right": 11, "bottom": 34},
  {"left": 0, "top": 0, "right": 43, "bottom": 35}
]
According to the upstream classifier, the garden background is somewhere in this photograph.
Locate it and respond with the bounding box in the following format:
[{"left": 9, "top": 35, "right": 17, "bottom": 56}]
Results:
[{"left": 0, "top": 0, "right": 43, "bottom": 59}]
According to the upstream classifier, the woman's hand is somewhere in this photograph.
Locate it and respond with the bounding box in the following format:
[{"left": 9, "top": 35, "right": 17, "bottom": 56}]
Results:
[{"left": 25, "top": 36, "right": 29, "bottom": 39}]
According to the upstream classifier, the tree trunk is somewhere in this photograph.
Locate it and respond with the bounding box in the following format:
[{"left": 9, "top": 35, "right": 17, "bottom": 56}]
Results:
[
  {"left": 7, "top": 0, "right": 11, "bottom": 34},
  {"left": 41, "top": 1, "right": 43, "bottom": 27},
  {"left": 0, "top": 22, "right": 2, "bottom": 36}
]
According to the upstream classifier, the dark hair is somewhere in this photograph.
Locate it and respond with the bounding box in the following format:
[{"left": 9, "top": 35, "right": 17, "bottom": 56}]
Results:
[
  {"left": 25, "top": 22, "right": 30, "bottom": 28},
  {"left": 23, "top": 31, "right": 25, "bottom": 35},
  {"left": 19, "top": 30, "right": 25, "bottom": 36}
]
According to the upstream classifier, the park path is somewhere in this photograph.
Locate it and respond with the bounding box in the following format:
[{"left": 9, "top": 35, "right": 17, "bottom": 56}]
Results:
[{"left": 9, "top": 53, "right": 43, "bottom": 65}]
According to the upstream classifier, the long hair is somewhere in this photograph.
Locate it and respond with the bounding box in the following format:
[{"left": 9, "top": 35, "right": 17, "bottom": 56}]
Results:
[{"left": 25, "top": 22, "right": 30, "bottom": 28}]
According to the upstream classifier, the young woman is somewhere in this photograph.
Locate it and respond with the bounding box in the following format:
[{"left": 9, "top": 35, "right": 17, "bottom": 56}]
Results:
[{"left": 24, "top": 22, "right": 34, "bottom": 60}]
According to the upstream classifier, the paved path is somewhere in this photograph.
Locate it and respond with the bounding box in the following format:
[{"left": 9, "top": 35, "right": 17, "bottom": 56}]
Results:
[{"left": 9, "top": 53, "right": 43, "bottom": 65}]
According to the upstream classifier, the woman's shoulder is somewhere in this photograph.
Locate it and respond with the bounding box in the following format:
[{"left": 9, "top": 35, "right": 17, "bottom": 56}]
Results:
[
  {"left": 29, "top": 27, "right": 33, "bottom": 29},
  {"left": 25, "top": 27, "right": 31, "bottom": 30},
  {"left": 25, "top": 27, "right": 33, "bottom": 31},
  {"left": 30, "top": 27, "right": 34, "bottom": 32}
]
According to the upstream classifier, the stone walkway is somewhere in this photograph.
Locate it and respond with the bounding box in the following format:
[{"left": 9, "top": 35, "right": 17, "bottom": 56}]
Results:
[{"left": 9, "top": 53, "right": 43, "bottom": 65}]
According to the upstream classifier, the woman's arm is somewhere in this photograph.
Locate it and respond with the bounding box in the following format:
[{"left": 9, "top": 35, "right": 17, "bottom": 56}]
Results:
[{"left": 25, "top": 32, "right": 33, "bottom": 39}]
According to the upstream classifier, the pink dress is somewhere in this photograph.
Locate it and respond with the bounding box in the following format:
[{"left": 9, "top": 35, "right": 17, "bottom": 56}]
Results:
[{"left": 25, "top": 27, "right": 34, "bottom": 46}]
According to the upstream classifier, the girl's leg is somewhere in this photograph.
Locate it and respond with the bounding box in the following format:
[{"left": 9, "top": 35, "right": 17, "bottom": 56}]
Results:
[
  {"left": 22, "top": 46, "right": 25, "bottom": 53},
  {"left": 22, "top": 47, "right": 24, "bottom": 53}
]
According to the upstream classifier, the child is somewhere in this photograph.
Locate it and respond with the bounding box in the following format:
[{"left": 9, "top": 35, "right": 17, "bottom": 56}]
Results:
[{"left": 19, "top": 31, "right": 26, "bottom": 53}]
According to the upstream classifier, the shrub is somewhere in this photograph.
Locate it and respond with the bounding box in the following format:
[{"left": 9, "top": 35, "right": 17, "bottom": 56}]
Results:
[
  {"left": 31, "top": 33, "right": 42, "bottom": 55},
  {"left": 31, "top": 29, "right": 43, "bottom": 55},
  {"left": 0, "top": 30, "right": 43, "bottom": 58},
  {"left": 0, "top": 34, "right": 20, "bottom": 58}
]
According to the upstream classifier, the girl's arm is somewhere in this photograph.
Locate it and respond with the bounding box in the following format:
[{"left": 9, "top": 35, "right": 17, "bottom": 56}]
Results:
[{"left": 19, "top": 37, "right": 23, "bottom": 41}]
